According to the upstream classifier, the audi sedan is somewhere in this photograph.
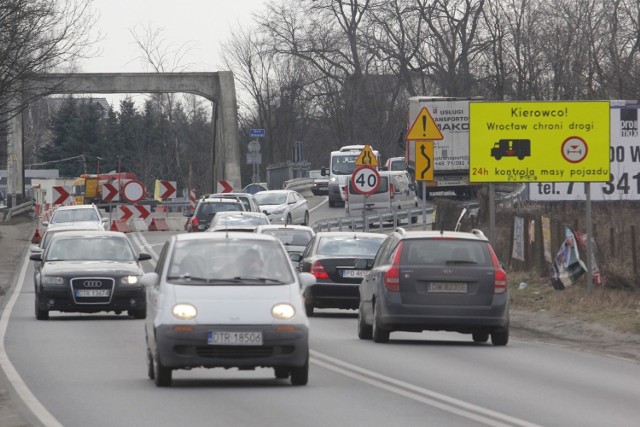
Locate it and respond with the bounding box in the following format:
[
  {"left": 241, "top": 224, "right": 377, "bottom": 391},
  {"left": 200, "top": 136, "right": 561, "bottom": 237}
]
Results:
[
  {"left": 254, "top": 190, "right": 309, "bottom": 226},
  {"left": 29, "top": 230, "right": 152, "bottom": 320},
  {"left": 292, "top": 231, "right": 386, "bottom": 316},
  {"left": 142, "top": 232, "right": 315, "bottom": 387}
]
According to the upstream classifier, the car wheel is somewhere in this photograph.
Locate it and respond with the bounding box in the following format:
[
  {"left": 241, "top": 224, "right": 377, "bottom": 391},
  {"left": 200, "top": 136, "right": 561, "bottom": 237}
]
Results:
[
  {"left": 472, "top": 332, "right": 489, "bottom": 343},
  {"left": 329, "top": 199, "right": 336, "bottom": 208},
  {"left": 372, "top": 300, "right": 390, "bottom": 343},
  {"left": 153, "top": 351, "right": 172, "bottom": 387},
  {"left": 286, "top": 214, "right": 292, "bottom": 225},
  {"left": 305, "top": 302, "right": 314, "bottom": 317},
  {"left": 35, "top": 294, "right": 49, "bottom": 321},
  {"left": 303, "top": 211, "right": 309, "bottom": 226},
  {"left": 290, "top": 356, "right": 309, "bottom": 386},
  {"left": 274, "top": 367, "right": 289, "bottom": 379},
  {"left": 147, "top": 347, "right": 155, "bottom": 380},
  {"left": 129, "top": 307, "right": 146, "bottom": 319},
  {"left": 491, "top": 328, "right": 509, "bottom": 346},
  {"left": 357, "top": 302, "right": 372, "bottom": 340}
]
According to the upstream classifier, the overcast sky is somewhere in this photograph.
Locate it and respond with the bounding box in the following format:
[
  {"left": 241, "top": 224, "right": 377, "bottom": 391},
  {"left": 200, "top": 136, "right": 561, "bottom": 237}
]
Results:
[{"left": 79, "top": 0, "right": 267, "bottom": 73}]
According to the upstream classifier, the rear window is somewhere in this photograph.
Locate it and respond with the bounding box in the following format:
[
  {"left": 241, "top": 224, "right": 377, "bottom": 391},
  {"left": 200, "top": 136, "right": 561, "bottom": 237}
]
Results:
[
  {"left": 317, "top": 236, "right": 385, "bottom": 257},
  {"left": 348, "top": 176, "right": 389, "bottom": 195},
  {"left": 261, "top": 229, "right": 313, "bottom": 246},
  {"left": 401, "top": 239, "right": 493, "bottom": 267},
  {"left": 195, "top": 202, "right": 243, "bottom": 220}
]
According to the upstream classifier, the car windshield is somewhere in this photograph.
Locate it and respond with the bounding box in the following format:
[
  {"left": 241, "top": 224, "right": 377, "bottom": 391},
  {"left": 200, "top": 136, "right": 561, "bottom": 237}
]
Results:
[
  {"left": 46, "top": 236, "right": 135, "bottom": 261},
  {"left": 50, "top": 209, "right": 99, "bottom": 223},
  {"left": 331, "top": 155, "right": 359, "bottom": 175},
  {"left": 402, "top": 239, "right": 492, "bottom": 266},
  {"left": 167, "top": 239, "right": 294, "bottom": 284},
  {"left": 261, "top": 229, "right": 313, "bottom": 247},
  {"left": 317, "top": 236, "right": 385, "bottom": 257},
  {"left": 255, "top": 193, "right": 287, "bottom": 205},
  {"left": 214, "top": 215, "right": 268, "bottom": 226},
  {"left": 389, "top": 160, "right": 405, "bottom": 171}
]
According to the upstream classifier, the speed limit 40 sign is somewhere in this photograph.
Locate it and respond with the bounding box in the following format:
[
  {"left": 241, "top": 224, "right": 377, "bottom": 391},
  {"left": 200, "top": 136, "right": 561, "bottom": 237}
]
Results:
[{"left": 351, "top": 166, "right": 381, "bottom": 196}]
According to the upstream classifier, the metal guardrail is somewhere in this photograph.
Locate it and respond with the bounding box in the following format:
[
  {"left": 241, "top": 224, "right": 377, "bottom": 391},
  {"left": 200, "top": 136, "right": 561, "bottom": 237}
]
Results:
[
  {"left": 313, "top": 207, "right": 434, "bottom": 233},
  {"left": 2, "top": 200, "right": 34, "bottom": 222}
]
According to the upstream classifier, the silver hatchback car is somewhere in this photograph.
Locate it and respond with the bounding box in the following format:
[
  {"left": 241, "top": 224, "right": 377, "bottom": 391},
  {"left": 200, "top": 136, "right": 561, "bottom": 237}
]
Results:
[{"left": 142, "top": 232, "right": 315, "bottom": 387}]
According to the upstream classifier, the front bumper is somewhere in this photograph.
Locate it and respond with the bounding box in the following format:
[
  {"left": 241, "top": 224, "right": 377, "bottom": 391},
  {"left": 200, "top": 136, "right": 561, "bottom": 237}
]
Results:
[
  {"left": 155, "top": 324, "right": 309, "bottom": 369},
  {"left": 37, "top": 285, "right": 146, "bottom": 314}
]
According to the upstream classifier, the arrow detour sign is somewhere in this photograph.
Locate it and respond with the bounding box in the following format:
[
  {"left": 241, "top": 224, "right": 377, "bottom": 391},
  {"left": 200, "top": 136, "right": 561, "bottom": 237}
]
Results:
[{"left": 415, "top": 141, "right": 434, "bottom": 181}]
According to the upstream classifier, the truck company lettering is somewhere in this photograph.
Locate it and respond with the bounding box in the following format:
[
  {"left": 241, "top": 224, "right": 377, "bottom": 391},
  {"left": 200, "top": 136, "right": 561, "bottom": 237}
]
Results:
[{"left": 511, "top": 107, "right": 568, "bottom": 117}]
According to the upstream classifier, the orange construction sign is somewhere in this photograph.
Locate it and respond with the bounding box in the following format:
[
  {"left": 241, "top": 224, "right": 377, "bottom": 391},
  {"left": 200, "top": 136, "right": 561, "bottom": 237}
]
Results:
[
  {"left": 355, "top": 144, "right": 379, "bottom": 166},
  {"left": 406, "top": 107, "right": 443, "bottom": 141}
]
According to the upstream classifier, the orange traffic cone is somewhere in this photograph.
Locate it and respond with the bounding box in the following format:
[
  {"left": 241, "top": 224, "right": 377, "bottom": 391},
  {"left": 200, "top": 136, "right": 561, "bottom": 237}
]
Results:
[{"left": 32, "top": 228, "right": 42, "bottom": 244}]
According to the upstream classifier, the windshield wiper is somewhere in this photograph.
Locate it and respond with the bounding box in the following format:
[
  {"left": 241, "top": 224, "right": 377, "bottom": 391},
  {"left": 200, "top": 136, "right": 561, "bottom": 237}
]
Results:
[{"left": 231, "top": 277, "right": 286, "bottom": 284}]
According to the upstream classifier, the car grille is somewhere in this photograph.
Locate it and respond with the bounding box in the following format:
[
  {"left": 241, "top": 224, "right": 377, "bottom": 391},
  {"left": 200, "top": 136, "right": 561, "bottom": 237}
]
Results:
[{"left": 70, "top": 277, "right": 115, "bottom": 304}]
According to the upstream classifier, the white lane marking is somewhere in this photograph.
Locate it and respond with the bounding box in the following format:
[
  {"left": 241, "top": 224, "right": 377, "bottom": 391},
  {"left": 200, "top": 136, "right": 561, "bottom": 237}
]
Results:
[
  {"left": 130, "top": 232, "right": 159, "bottom": 262},
  {"left": 0, "top": 254, "right": 63, "bottom": 427},
  {"left": 310, "top": 197, "right": 328, "bottom": 212},
  {"left": 311, "top": 350, "right": 542, "bottom": 427}
]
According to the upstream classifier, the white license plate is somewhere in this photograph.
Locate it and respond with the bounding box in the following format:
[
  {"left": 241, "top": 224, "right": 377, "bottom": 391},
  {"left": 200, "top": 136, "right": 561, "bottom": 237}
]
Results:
[
  {"left": 75, "top": 289, "right": 110, "bottom": 297},
  {"left": 429, "top": 282, "right": 467, "bottom": 293},
  {"left": 341, "top": 269, "right": 367, "bottom": 278},
  {"left": 208, "top": 331, "right": 263, "bottom": 345}
]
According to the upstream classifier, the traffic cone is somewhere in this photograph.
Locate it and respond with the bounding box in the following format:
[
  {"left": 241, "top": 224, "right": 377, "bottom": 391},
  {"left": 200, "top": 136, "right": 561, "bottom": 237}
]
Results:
[{"left": 31, "top": 227, "right": 42, "bottom": 244}]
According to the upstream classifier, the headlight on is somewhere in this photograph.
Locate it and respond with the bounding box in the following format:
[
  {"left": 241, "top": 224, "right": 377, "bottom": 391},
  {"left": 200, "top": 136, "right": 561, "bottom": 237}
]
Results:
[
  {"left": 41, "top": 276, "right": 64, "bottom": 285},
  {"left": 120, "top": 275, "right": 140, "bottom": 285},
  {"left": 272, "top": 303, "right": 295, "bottom": 320},
  {"left": 172, "top": 303, "right": 197, "bottom": 320},
  {"left": 330, "top": 177, "right": 337, "bottom": 183}
]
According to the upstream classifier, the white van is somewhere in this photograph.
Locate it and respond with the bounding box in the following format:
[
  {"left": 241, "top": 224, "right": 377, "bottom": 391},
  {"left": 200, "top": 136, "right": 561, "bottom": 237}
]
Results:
[
  {"left": 345, "top": 170, "right": 418, "bottom": 218},
  {"left": 326, "top": 145, "right": 381, "bottom": 207}
]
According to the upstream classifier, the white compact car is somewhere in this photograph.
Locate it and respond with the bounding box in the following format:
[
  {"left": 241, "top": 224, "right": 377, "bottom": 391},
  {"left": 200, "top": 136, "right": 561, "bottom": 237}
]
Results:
[
  {"left": 254, "top": 190, "right": 309, "bottom": 226},
  {"left": 142, "top": 232, "right": 315, "bottom": 387}
]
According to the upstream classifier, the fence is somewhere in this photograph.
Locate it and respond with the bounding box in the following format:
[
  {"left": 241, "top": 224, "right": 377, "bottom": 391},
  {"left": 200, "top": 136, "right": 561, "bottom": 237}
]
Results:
[{"left": 266, "top": 161, "right": 310, "bottom": 190}]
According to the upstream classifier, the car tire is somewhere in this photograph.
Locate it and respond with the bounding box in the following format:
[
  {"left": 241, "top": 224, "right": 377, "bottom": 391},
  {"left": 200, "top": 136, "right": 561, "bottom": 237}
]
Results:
[
  {"left": 491, "top": 328, "right": 509, "bottom": 346},
  {"left": 147, "top": 347, "right": 155, "bottom": 380},
  {"left": 303, "top": 211, "right": 309, "bottom": 226},
  {"left": 290, "top": 356, "right": 309, "bottom": 386},
  {"left": 153, "top": 352, "right": 172, "bottom": 387},
  {"left": 372, "top": 300, "right": 389, "bottom": 343},
  {"left": 35, "top": 295, "right": 49, "bottom": 321},
  {"left": 286, "top": 214, "right": 292, "bottom": 225},
  {"left": 329, "top": 199, "right": 336, "bottom": 208},
  {"left": 472, "top": 332, "right": 489, "bottom": 343},
  {"left": 357, "top": 302, "right": 372, "bottom": 340},
  {"left": 129, "top": 308, "right": 146, "bottom": 320},
  {"left": 274, "top": 367, "right": 289, "bottom": 379},
  {"left": 305, "top": 302, "right": 314, "bottom": 317}
]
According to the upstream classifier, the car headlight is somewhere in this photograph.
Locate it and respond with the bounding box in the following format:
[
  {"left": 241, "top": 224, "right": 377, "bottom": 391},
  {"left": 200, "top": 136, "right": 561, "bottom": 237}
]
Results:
[
  {"left": 120, "top": 275, "right": 140, "bottom": 285},
  {"left": 272, "top": 209, "right": 284, "bottom": 215},
  {"left": 172, "top": 303, "right": 197, "bottom": 320},
  {"left": 41, "top": 276, "right": 64, "bottom": 285},
  {"left": 272, "top": 303, "right": 295, "bottom": 320},
  {"left": 330, "top": 177, "right": 337, "bottom": 183}
]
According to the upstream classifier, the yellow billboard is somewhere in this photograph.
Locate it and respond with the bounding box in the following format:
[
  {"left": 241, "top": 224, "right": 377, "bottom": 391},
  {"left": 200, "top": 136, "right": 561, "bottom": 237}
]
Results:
[{"left": 469, "top": 101, "right": 610, "bottom": 182}]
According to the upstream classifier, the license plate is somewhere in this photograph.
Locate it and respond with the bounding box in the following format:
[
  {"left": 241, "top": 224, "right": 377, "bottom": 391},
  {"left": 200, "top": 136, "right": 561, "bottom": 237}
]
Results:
[
  {"left": 341, "top": 269, "right": 367, "bottom": 278},
  {"left": 429, "top": 282, "right": 467, "bottom": 293},
  {"left": 75, "top": 289, "right": 110, "bottom": 297},
  {"left": 208, "top": 331, "right": 263, "bottom": 345}
]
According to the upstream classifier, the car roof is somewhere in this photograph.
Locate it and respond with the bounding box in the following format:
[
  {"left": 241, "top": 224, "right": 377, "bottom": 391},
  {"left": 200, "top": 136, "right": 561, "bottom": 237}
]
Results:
[
  {"left": 314, "top": 231, "right": 387, "bottom": 239},
  {"left": 53, "top": 204, "right": 97, "bottom": 211},
  {"left": 255, "top": 189, "right": 292, "bottom": 194},
  {"left": 173, "top": 231, "right": 279, "bottom": 243},
  {"left": 393, "top": 228, "right": 489, "bottom": 242},
  {"left": 255, "top": 224, "right": 315, "bottom": 232},
  {"left": 45, "top": 222, "right": 104, "bottom": 231},
  {"left": 208, "top": 192, "right": 255, "bottom": 198},
  {"left": 214, "top": 211, "right": 268, "bottom": 218},
  {"left": 198, "top": 198, "right": 244, "bottom": 204},
  {"left": 48, "top": 230, "right": 126, "bottom": 239}
]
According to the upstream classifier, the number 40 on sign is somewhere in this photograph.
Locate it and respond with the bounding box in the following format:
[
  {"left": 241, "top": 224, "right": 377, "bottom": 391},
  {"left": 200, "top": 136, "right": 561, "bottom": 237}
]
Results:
[{"left": 351, "top": 166, "right": 381, "bottom": 196}]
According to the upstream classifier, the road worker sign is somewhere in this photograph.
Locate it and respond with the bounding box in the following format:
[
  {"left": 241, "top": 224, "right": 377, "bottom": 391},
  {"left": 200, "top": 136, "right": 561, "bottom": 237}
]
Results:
[
  {"left": 469, "top": 101, "right": 610, "bottom": 182},
  {"left": 355, "top": 144, "right": 379, "bottom": 166},
  {"left": 406, "top": 107, "right": 444, "bottom": 141},
  {"left": 414, "top": 141, "right": 434, "bottom": 181}
]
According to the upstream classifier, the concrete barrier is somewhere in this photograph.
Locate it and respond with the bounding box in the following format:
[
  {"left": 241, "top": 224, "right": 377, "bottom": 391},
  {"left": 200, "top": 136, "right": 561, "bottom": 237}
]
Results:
[
  {"left": 149, "top": 217, "right": 170, "bottom": 231},
  {"left": 111, "top": 220, "right": 131, "bottom": 233},
  {"left": 166, "top": 217, "right": 187, "bottom": 231},
  {"left": 129, "top": 218, "right": 149, "bottom": 232}
]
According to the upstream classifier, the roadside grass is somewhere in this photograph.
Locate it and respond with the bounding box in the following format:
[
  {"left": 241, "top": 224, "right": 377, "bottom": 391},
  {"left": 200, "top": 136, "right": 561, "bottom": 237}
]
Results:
[{"left": 508, "top": 271, "right": 640, "bottom": 334}]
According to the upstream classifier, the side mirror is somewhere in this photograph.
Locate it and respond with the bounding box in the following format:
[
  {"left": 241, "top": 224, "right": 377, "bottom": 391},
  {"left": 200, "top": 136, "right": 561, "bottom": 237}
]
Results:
[
  {"left": 183, "top": 210, "right": 192, "bottom": 217},
  {"left": 41, "top": 221, "right": 49, "bottom": 227},
  {"left": 321, "top": 167, "right": 327, "bottom": 176},
  {"left": 290, "top": 253, "right": 303, "bottom": 263},
  {"left": 30, "top": 244, "right": 42, "bottom": 253},
  {"left": 30, "top": 253, "right": 43, "bottom": 262},
  {"left": 354, "top": 258, "right": 368, "bottom": 269},
  {"left": 141, "top": 272, "right": 159, "bottom": 288},
  {"left": 138, "top": 253, "right": 152, "bottom": 262},
  {"left": 298, "top": 272, "right": 316, "bottom": 288}
]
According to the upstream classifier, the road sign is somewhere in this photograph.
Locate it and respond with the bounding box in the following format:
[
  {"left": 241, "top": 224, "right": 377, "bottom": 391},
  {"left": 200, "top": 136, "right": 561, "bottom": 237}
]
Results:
[
  {"left": 248, "top": 140, "right": 261, "bottom": 153},
  {"left": 415, "top": 141, "right": 434, "bottom": 181},
  {"left": 406, "top": 107, "right": 444, "bottom": 141},
  {"left": 52, "top": 186, "right": 70, "bottom": 205},
  {"left": 246, "top": 153, "right": 262, "bottom": 164},
  {"left": 217, "top": 180, "right": 234, "bottom": 193},
  {"left": 469, "top": 101, "right": 610, "bottom": 183},
  {"left": 250, "top": 129, "right": 265, "bottom": 137},
  {"left": 122, "top": 180, "right": 146, "bottom": 203},
  {"left": 355, "top": 145, "right": 379, "bottom": 166},
  {"left": 350, "top": 166, "right": 381, "bottom": 196},
  {"left": 118, "top": 205, "right": 150, "bottom": 221},
  {"left": 154, "top": 180, "right": 177, "bottom": 200},
  {"left": 101, "top": 182, "right": 120, "bottom": 202}
]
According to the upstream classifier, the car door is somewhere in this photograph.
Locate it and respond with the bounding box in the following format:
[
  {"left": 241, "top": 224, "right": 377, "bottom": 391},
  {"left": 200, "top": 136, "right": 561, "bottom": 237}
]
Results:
[
  {"left": 146, "top": 240, "right": 170, "bottom": 351},
  {"left": 289, "top": 192, "right": 303, "bottom": 224}
]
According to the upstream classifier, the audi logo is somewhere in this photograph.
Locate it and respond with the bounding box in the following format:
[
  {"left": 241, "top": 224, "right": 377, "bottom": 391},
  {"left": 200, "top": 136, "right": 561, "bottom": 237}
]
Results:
[{"left": 83, "top": 280, "right": 102, "bottom": 288}]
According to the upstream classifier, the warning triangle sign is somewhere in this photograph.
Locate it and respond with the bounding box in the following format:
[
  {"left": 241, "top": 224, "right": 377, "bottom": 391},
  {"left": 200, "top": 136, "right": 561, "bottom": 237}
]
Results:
[
  {"left": 355, "top": 144, "right": 379, "bottom": 166},
  {"left": 406, "top": 107, "right": 444, "bottom": 141}
]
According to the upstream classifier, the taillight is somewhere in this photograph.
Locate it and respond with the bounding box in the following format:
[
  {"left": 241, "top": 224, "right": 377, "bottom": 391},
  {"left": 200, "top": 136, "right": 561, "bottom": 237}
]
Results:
[
  {"left": 191, "top": 217, "right": 199, "bottom": 232},
  {"left": 488, "top": 245, "right": 507, "bottom": 294},
  {"left": 311, "top": 261, "right": 329, "bottom": 280},
  {"left": 390, "top": 183, "right": 395, "bottom": 199},
  {"left": 383, "top": 242, "right": 403, "bottom": 292}
]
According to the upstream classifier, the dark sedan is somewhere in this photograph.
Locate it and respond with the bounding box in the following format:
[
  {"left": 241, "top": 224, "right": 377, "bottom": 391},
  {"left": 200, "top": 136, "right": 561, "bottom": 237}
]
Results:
[
  {"left": 293, "top": 231, "right": 386, "bottom": 316},
  {"left": 29, "top": 230, "right": 151, "bottom": 320}
]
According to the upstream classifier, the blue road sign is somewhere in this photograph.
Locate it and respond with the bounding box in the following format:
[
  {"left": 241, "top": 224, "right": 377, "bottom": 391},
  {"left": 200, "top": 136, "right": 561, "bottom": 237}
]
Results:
[{"left": 250, "top": 129, "right": 266, "bottom": 138}]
